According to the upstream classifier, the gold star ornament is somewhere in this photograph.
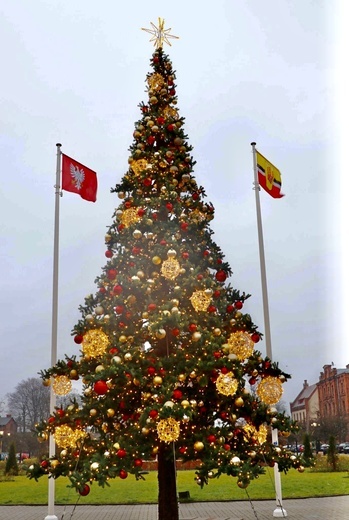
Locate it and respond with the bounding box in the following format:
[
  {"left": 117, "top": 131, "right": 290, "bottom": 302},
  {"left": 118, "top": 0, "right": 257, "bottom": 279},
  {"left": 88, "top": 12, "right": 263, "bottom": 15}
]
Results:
[{"left": 142, "top": 18, "right": 179, "bottom": 49}]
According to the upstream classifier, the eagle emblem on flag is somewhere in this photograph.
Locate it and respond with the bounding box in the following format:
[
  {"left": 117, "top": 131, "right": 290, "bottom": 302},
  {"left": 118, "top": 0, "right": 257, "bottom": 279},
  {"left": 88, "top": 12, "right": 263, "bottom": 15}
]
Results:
[{"left": 70, "top": 163, "right": 85, "bottom": 190}]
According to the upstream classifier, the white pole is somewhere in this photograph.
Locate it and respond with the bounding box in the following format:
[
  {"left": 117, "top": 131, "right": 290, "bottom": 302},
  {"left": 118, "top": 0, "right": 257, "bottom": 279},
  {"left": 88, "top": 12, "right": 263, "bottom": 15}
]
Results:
[
  {"left": 45, "top": 144, "right": 62, "bottom": 520},
  {"left": 251, "top": 142, "right": 287, "bottom": 518}
]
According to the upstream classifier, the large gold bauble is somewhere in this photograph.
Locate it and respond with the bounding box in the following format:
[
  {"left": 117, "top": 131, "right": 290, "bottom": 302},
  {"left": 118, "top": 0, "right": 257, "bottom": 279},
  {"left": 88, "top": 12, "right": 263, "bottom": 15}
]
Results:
[
  {"left": 157, "top": 418, "right": 180, "bottom": 442},
  {"left": 227, "top": 331, "right": 254, "bottom": 360},
  {"left": 130, "top": 158, "right": 147, "bottom": 176},
  {"left": 190, "top": 290, "right": 211, "bottom": 312},
  {"left": 52, "top": 375, "right": 72, "bottom": 396},
  {"left": 147, "top": 73, "right": 165, "bottom": 91},
  {"left": 120, "top": 207, "right": 141, "bottom": 228},
  {"left": 82, "top": 329, "right": 109, "bottom": 358},
  {"left": 54, "top": 425, "right": 86, "bottom": 448},
  {"left": 161, "top": 258, "right": 181, "bottom": 280},
  {"left": 216, "top": 372, "right": 238, "bottom": 396},
  {"left": 243, "top": 423, "right": 268, "bottom": 444},
  {"left": 256, "top": 376, "right": 283, "bottom": 405}
]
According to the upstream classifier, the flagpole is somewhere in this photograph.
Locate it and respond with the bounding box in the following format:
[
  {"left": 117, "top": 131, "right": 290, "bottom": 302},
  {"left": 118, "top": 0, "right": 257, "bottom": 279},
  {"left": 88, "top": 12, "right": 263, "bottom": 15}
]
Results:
[
  {"left": 45, "top": 144, "right": 62, "bottom": 520},
  {"left": 251, "top": 142, "right": 287, "bottom": 518}
]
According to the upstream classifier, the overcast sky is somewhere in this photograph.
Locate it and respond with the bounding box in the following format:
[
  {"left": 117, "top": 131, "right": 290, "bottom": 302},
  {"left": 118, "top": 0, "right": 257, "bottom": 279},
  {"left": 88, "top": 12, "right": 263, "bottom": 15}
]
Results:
[{"left": 1, "top": 1, "right": 348, "bottom": 412}]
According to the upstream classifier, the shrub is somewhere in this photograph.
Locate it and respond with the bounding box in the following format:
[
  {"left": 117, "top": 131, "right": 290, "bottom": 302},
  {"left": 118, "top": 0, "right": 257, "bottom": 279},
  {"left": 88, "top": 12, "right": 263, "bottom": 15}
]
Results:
[{"left": 5, "top": 443, "right": 19, "bottom": 476}]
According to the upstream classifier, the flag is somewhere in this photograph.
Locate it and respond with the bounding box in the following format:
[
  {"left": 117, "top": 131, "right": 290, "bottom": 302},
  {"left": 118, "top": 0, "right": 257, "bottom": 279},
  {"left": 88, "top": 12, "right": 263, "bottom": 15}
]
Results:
[
  {"left": 256, "top": 151, "right": 284, "bottom": 198},
  {"left": 61, "top": 154, "right": 97, "bottom": 202}
]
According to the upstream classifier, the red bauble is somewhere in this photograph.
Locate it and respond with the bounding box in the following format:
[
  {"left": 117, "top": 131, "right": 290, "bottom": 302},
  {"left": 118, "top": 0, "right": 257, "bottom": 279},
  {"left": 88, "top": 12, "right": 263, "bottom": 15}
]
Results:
[
  {"left": 114, "top": 304, "right": 124, "bottom": 314},
  {"left": 134, "top": 458, "right": 143, "bottom": 467},
  {"left": 169, "top": 88, "right": 176, "bottom": 96},
  {"left": 124, "top": 201, "right": 132, "bottom": 209},
  {"left": 107, "top": 269, "right": 117, "bottom": 280},
  {"left": 99, "top": 287, "right": 106, "bottom": 294},
  {"left": 203, "top": 250, "right": 210, "bottom": 257},
  {"left": 48, "top": 416, "right": 55, "bottom": 424},
  {"left": 192, "top": 192, "right": 199, "bottom": 201},
  {"left": 117, "top": 449, "right": 127, "bottom": 458},
  {"left": 172, "top": 389, "right": 183, "bottom": 400},
  {"left": 166, "top": 202, "right": 173, "bottom": 211},
  {"left": 147, "top": 366, "right": 156, "bottom": 375},
  {"left": 197, "top": 274, "right": 203, "bottom": 280},
  {"left": 119, "top": 469, "right": 128, "bottom": 479},
  {"left": 213, "top": 351, "right": 221, "bottom": 359},
  {"left": 109, "top": 347, "right": 118, "bottom": 354},
  {"left": 105, "top": 250, "right": 113, "bottom": 258},
  {"left": 234, "top": 301, "right": 243, "bottom": 310},
  {"left": 132, "top": 247, "right": 141, "bottom": 255},
  {"left": 251, "top": 333, "right": 260, "bottom": 343},
  {"left": 182, "top": 252, "right": 189, "bottom": 260},
  {"left": 113, "top": 285, "right": 123, "bottom": 295},
  {"left": 152, "top": 212, "right": 158, "bottom": 220},
  {"left": 94, "top": 380, "right": 108, "bottom": 396},
  {"left": 180, "top": 222, "right": 188, "bottom": 231},
  {"left": 149, "top": 409, "right": 158, "bottom": 419},
  {"left": 79, "top": 484, "right": 90, "bottom": 496},
  {"left": 167, "top": 124, "right": 175, "bottom": 131},
  {"left": 171, "top": 328, "right": 180, "bottom": 337},
  {"left": 208, "top": 305, "right": 216, "bottom": 313},
  {"left": 221, "top": 367, "right": 229, "bottom": 374},
  {"left": 220, "top": 411, "right": 228, "bottom": 420},
  {"left": 217, "top": 258, "right": 223, "bottom": 264},
  {"left": 143, "top": 177, "right": 152, "bottom": 187},
  {"left": 213, "top": 290, "right": 221, "bottom": 298},
  {"left": 147, "top": 135, "right": 156, "bottom": 145},
  {"left": 118, "top": 224, "right": 125, "bottom": 232},
  {"left": 188, "top": 323, "right": 197, "bottom": 332},
  {"left": 159, "top": 239, "right": 167, "bottom": 246},
  {"left": 74, "top": 334, "right": 83, "bottom": 344},
  {"left": 207, "top": 435, "right": 216, "bottom": 444},
  {"left": 40, "top": 460, "right": 49, "bottom": 468},
  {"left": 57, "top": 409, "right": 65, "bottom": 418},
  {"left": 138, "top": 208, "right": 146, "bottom": 217},
  {"left": 157, "top": 116, "right": 165, "bottom": 125},
  {"left": 216, "top": 270, "right": 227, "bottom": 282},
  {"left": 148, "top": 303, "right": 157, "bottom": 312},
  {"left": 179, "top": 446, "right": 187, "bottom": 454},
  {"left": 223, "top": 444, "right": 231, "bottom": 451},
  {"left": 226, "top": 304, "right": 234, "bottom": 313}
]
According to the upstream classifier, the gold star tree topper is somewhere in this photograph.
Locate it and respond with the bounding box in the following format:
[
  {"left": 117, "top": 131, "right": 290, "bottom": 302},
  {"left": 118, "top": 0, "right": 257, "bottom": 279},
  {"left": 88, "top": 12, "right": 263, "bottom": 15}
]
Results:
[{"left": 142, "top": 18, "right": 179, "bottom": 49}]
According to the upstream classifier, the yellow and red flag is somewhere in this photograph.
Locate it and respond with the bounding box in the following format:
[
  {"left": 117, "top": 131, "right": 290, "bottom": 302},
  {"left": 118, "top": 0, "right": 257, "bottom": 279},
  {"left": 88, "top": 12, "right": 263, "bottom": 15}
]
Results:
[{"left": 256, "top": 151, "right": 284, "bottom": 198}]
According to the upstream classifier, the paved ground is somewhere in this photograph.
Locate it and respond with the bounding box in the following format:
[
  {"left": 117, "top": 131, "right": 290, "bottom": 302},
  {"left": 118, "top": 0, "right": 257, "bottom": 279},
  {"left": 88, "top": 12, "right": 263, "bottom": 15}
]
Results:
[{"left": 0, "top": 496, "right": 348, "bottom": 520}]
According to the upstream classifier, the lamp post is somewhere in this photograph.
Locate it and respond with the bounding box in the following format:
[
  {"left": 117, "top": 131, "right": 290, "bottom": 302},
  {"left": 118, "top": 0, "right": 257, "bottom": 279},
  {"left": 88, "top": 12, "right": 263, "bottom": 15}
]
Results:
[{"left": 0, "top": 430, "right": 3, "bottom": 457}]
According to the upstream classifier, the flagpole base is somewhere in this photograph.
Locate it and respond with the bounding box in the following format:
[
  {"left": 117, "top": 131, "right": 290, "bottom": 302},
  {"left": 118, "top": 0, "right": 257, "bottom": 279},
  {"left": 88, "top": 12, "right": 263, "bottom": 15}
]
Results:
[
  {"left": 44, "top": 515, "right": 58, "bottom": 520},
  {"left": 273, "top": 506, "right": 287, "bottom": 517}
]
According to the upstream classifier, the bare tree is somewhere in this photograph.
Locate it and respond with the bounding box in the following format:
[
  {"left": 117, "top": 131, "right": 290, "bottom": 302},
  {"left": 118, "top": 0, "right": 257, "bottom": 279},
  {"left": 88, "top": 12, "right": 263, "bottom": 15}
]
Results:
[{"left": 7, "top": 378, "right": 50, "bottom": 432}]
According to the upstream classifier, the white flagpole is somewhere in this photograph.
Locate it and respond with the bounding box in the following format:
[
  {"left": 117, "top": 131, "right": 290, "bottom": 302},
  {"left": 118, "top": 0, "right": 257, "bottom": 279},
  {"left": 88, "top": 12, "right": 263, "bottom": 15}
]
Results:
[
  {"left": 251, "top": 142, "right": 287, "bottom": 518},
  {"left": 45, "top": 144, "right": 62, "bottom": 520}
]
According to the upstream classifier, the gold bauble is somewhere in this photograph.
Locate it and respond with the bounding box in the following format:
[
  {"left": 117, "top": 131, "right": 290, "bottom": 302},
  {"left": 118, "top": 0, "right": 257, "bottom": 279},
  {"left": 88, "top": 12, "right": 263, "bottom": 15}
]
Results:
[
  {"left": 107, "top": 408, "right": 115, "bottom": 418},
  {"left": 161, "top": 258, "right": 181, "bottom": 280},
  {"left": 213, "top": 328, "right": 221, "bottom": 336},
  {"left": 192, "top": 331, "right": 202, "bottom": 342},
  {"left": 227, "top": 331, "right": 254, "bottom": 360},
  {"left": 234, "top": 397, "right": 244, "bottom": 407},
  {"left": 216, "top": 372, "right": 238, "bottom": 397},
  {"left": 142, "top": 427, "right": 150, "bottom": 435},
  {"left": 153, "top": 376, "right": 163, "bottom": 386},
  {"left": 178, "top": 374, "right": 186, "bottom": 382},
  {"left": 95, "top": 364, "right": 104, "bottom": 373},
  {"left": 194, "top": 441, "right": 204, "bottom": 452},
  {"left": 156, "top": 329, "right": 166, "bottom": 339},
  {"left": 51, "top": 459, "right": 60, "bottom": 468},
  {"left": 89, "top": 408, "right": 98, "bottom": 416},
  {"left": 54, "top": 425, "right": 86, "bottom": 448},
  {"left": 120, "top": 207, "right": 141, "bottom": 228},
  {"left": 133, "top": 229, "right": 142, "bottom": 239},
  {"left": 237, "top": 480, "right": 249, "bottom": 489},
  {"left": 256, "top": 376, "right": 283, "bottom": 405},
  {"left": 157, "top": 418, "right": 180, "bottom": 442},
  {"left": 190, "top": 290, "right": 211, "bottom": 312},
  {"left": 82, "top": 329, "right": 109, "bottom": 358},
  {"left": 298, "top": 466, "right": 305, "bottom": 473},
  {"left": 124, "top": 352, "right": 132, "bottom": 361},
  {"left": 52, "top": 375, "right": 72, "bottom": 396},
  {"left": 152, "top": 256, "right": 162, "bottom": 265},
  {"left": 181, "top": 400, "right": 190, "bottom": 408},
  {"left": 119, "top": 335, "right": 127, "bottom": 343}
]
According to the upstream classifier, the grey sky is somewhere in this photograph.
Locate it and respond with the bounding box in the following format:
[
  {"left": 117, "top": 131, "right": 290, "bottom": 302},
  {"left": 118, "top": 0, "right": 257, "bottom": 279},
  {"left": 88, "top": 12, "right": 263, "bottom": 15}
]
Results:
[{"left": 0, "top": 1, "right": 347, "bottom": 411}]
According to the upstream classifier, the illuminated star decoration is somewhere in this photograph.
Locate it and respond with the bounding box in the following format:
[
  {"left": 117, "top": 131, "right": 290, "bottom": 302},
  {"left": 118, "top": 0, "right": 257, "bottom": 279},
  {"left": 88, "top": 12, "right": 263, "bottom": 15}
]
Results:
[{"left": 142, "top": 18, "right": 179, "bottom": 49}]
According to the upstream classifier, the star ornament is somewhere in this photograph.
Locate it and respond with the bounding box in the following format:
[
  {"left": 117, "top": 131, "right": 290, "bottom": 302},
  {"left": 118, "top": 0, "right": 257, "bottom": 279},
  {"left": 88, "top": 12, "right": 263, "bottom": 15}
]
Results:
[{"left": 142, "top": 18, "right": 179, "bottom": 49}]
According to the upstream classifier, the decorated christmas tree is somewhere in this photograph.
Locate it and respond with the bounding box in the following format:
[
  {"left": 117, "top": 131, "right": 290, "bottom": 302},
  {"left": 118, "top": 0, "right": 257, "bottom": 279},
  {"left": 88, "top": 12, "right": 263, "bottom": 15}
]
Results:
[{"left": 28, "top": 20, "right": 302, "bottom": 520}]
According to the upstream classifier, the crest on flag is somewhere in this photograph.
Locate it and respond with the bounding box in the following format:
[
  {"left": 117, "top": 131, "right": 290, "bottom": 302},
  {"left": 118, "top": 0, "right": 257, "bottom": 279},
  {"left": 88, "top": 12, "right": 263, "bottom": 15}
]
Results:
[{"left": 70, "top": 162, "right": 85, "bottom": 190}]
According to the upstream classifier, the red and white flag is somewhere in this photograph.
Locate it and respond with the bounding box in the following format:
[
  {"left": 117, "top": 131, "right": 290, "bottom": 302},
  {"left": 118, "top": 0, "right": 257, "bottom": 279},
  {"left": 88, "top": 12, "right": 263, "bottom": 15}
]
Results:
[{"left": 61, "top": 154, "right": 97, "bottom": 202}]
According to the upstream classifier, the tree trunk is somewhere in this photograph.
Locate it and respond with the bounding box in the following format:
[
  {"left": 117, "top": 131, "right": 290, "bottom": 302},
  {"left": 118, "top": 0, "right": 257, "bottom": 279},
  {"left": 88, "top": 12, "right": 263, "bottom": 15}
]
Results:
[{"left": 157, "top": 442, "right": 178, "bottom": 520}]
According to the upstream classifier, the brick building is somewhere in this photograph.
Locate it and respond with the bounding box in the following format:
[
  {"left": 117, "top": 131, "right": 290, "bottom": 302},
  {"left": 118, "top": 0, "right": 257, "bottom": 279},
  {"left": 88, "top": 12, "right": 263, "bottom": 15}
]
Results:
[{"left": 317, "top": 364, "right": 349, "bottom": 420}]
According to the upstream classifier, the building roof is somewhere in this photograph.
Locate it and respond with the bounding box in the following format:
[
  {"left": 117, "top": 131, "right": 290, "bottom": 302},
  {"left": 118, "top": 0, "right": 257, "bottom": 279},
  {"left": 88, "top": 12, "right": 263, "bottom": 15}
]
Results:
[
  {"left": 290, "top": 381, "right": 317, "bottom": 408},
  {"left": 0, "top": 416, "right": 16, "bottom": 427}
]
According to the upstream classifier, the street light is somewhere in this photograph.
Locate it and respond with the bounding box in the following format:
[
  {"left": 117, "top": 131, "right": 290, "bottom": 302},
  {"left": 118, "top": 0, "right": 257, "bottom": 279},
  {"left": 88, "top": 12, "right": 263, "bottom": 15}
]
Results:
[{"left": 0, "top": 430, "right": 3, "bottom": 457}]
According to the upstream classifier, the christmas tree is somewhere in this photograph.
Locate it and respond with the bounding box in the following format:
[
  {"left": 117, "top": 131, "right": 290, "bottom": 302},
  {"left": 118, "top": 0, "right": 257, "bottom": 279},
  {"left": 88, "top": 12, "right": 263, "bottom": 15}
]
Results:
[{"left": 28, "top": 20, "right": 302, "bottom": 520}]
